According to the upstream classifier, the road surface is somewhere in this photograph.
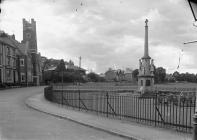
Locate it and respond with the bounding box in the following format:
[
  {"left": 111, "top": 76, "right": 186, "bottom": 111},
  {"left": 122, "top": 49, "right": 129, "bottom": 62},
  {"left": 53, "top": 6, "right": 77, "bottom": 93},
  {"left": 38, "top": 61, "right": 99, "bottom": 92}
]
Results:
[{"left": 0, "top": 86, "right": 126, "bottom": 140}]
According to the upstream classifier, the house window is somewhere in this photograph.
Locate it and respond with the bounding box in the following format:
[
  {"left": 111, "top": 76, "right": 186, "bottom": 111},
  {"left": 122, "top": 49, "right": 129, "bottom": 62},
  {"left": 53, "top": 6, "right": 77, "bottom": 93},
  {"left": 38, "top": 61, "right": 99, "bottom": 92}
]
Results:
[
  {"left": 0, "top": 46, "right": 2, "bottom": 54},
  {"left": 146, "top": 80, "right": 151, "bottom": 86},
  {"left": 13, "top": 59, "right": 16, "bottom": 67},
  {"left": 0, "top": 69, "right": 2, "bottom": 83},
  {"left": 21, "top": 73, "right": 25, "bottom": 82},
  {"left": 7, "top": 47, "right": 10, "bottom": 56},
  {"left": 6, "top": 69, "right": 12, "bottom": 81},
  {"left": 141, "top": 80, "right": 143, "bottom": 86},
  {"left": 10, "top": 48, "right": 12, "bottom": 56},
  {"left": 13, "top": 49, "right": 16, "bottom": 57},
  {"left": 0, "top": 55, "right": 2, "bottom": 65},
  {"left": 7, "top": 57, "right": 11, "bottom": 66},
  {"left": 20, "top": 59, "right": 24, "bottom": 66}
]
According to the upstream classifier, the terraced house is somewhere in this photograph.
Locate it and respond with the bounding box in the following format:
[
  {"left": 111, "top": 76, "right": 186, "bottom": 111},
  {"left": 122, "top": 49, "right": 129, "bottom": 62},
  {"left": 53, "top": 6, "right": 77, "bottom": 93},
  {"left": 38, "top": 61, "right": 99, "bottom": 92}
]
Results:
[
  {"left": 0, "top": 32, "right": 17, "bottom": 84},
  {"left": 10, "top": 36, "right": 33, "bottom": 85}
]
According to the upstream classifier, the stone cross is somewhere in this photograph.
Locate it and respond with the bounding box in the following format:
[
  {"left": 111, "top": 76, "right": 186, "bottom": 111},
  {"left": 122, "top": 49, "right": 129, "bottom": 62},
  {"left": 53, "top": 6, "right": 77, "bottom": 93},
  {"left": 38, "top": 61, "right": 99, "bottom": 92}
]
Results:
[{"left": 145, "top": 19, "right": 148, "bottom": 26}]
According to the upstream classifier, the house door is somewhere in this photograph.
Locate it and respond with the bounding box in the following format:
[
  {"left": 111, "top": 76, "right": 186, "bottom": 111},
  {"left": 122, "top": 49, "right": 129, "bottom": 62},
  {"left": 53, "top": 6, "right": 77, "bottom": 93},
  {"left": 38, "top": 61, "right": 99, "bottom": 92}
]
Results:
[{"left": 13, "top": 70, "right": 16, "bottom": 83}]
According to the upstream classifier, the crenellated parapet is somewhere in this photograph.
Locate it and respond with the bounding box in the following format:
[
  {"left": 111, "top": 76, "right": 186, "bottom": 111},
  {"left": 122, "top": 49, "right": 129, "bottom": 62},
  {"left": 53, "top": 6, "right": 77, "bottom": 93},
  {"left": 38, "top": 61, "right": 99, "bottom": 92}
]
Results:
[{"left": 22, "top": 18, "right": 37, "bottom": 53}]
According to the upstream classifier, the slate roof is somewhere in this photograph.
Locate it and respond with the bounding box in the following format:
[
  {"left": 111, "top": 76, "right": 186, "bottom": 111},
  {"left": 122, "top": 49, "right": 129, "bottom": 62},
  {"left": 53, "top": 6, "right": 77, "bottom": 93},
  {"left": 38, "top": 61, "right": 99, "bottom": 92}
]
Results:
[
  {"left": 0, "top": 32, "right": 29, "bottom": 56},
  {"left": 0, "top": 36, "right": 17, "bottom": 48}
]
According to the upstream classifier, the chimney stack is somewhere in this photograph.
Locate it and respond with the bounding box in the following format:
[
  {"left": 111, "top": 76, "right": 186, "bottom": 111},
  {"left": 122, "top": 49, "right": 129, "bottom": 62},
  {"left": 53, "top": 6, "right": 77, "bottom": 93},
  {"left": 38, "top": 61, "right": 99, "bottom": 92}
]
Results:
[{"left": 12, "top": 34, "right": 15, "bottom": 40}]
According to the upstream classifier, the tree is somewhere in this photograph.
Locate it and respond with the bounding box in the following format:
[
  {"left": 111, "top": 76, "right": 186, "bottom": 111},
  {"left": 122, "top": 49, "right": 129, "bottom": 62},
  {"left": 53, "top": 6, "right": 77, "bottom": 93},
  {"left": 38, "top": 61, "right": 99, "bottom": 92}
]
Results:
[
  {"left": 56, "top": 59, "right": 66, "bottom": 72},
  {"left": 41, "top": 58, "right": 51, "bottom": 83},
  {"left": 43, "top": 59, "right": 87, "bottom": 83},
  {"left": 172, "top": 71, "right": 180, "bottom": 81},
  {"left": 132, "top": 69, "right": 139, "bottom": 82},
  {"left": 87, "top": 72, "right": 105, "bottom": 82},
  {"left": 87, "top": 72, "right": 99, "bottom": 82},
  {"left": 116, "top": 69, "right": 125, "bottom": 81},
  {"left": 155, "top": 67, "right": 166, "bottom": 83},
  {"left": 55, "top": 59, "right": 66, "bottom": 83},
  {"left": 172, "top": 71, "right": 197, "bottom": 82}
]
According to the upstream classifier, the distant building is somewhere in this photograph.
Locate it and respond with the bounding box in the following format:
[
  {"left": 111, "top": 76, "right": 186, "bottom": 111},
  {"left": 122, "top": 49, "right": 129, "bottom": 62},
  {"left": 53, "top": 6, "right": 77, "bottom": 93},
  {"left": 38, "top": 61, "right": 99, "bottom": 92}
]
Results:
[
  {"left": 65, "top": 60, "right": 86, "bottom": 74},
  {"left": 105, "top": 68, "right": 117, "bottom": 81},
  {"left": 44, "top": 59, "right": 86, "bottom": 73},
  {"left": 99, "top": 73, "right": 105, "bottom": 78},
  {"left": 124, "top": 68, "right": 133, "bottom": 81},
  {"left": 42, "top": 58, "right": 60, "bottom": 71},
  {"left": 43, "top": 59, "right": 86, "bottom": 83},
  {"left": 105, "top": 67, "right": 133, "bottom": 82}
]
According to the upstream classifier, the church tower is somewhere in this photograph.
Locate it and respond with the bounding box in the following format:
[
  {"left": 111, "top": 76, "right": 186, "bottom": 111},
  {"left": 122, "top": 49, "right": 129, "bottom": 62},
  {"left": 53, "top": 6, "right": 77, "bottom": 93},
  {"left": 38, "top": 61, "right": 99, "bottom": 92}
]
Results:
[
  {"left": 22, "top": 18, "right": 40, "bottom": 85},
  {"left": 23, "top": 18, "right": 37, "bottom": 53},
  {"left": 138, "top": 19, "right": 155, "bottom": 94}
]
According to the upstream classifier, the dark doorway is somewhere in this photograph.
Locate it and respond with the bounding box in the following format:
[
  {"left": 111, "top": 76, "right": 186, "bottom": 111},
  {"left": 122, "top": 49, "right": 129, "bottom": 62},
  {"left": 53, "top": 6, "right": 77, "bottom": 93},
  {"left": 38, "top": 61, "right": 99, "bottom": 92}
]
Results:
[
  {"left": 141, "top": 80, "right": 143, "bottom": 86},
  {"left": 0, "top": 69, "right": 2, "bottom": 83},
  {"left": 146, "top": 80, "right": 150, "bottom": 86}
]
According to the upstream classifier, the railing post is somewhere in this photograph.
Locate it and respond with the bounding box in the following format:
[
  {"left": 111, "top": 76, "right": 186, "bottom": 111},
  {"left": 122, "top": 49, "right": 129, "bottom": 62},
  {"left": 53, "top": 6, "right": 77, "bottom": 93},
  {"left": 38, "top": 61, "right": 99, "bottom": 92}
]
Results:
[
  {"left": 106, "top": 92, "right": 109, "bottom": 117},
  {"left": 78, "top": 90, "right": 81, "bottom": 111},
  {"left": 155, "top": 91, "right": 157, "bottom": 126},
  {"left": 62, "top": 90, "right": 63, "bottom": 106},
  {"left": 52, "top": 87, "right": 54, "bottom": 102},
  {"left": 193, "top": 91, "right": 197, "bottom": 140},
  {"left": 61, "top": 71, "right": 64, "bottom": 106}
]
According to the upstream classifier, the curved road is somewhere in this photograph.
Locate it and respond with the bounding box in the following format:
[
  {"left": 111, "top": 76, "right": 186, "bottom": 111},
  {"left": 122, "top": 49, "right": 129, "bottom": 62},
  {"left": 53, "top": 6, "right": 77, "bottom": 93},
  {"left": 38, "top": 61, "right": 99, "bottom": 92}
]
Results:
[{"left": 0, "top": 86, "right": 126, "bottom": 140}]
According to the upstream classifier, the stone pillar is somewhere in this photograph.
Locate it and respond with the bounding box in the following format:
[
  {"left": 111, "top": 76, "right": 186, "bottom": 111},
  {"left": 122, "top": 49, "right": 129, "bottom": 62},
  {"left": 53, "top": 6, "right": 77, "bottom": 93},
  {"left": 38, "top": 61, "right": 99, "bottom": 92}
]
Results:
[{"left": 144, "top": 19, "right": 149, "bottom": 58}]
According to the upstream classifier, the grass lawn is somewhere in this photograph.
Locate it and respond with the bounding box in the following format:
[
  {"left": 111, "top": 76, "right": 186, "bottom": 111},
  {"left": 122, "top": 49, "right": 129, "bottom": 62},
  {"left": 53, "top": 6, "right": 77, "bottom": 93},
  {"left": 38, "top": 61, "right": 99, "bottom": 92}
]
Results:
[{"left": 155, "top": 82, "right": 197, "bottom": 88}]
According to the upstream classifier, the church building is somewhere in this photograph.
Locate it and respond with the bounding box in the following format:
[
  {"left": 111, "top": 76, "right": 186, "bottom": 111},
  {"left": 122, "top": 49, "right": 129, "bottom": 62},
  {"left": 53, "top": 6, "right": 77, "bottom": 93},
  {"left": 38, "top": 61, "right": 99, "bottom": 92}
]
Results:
[{"left": 21, "top": 18, "right": 42, "bottom": 85}]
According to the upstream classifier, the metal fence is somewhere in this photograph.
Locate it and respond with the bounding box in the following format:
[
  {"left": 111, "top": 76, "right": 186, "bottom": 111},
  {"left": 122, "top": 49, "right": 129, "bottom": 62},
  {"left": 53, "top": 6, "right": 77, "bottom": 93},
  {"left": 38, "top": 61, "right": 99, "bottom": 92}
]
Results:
[
  {"left": 52, "top": 83, "right": 138, "bottom": 91},
  {"left": 44, "top": 86, "right": 196, "bottom": 133}
]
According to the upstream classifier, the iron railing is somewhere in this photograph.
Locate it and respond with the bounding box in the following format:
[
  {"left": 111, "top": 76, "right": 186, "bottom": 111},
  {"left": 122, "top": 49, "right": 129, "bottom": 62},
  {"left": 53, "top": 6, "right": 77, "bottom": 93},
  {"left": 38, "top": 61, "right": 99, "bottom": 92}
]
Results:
[{"left": 44, "top": 86, "right": 196, "bottom": 133}]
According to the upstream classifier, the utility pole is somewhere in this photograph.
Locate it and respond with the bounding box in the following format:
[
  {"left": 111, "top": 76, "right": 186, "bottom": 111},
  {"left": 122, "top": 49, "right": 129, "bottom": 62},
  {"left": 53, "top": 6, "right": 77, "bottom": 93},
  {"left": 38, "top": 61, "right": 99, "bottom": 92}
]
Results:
[{"left": 79, "top": 56, "right": 81, "bottom": 68}]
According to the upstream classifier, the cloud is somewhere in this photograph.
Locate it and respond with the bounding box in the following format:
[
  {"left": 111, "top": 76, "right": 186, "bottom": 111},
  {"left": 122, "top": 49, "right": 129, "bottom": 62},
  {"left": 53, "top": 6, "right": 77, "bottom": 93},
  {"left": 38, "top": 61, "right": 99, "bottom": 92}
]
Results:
[{"left": 0, "top": 0, "right": 197, "bottom": 74}]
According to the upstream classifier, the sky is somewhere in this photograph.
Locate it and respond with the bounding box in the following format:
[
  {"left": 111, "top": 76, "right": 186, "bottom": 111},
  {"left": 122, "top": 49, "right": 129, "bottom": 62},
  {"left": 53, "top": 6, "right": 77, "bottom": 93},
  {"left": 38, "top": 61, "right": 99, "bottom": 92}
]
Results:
[{"left": 0, "top": 0, "right": 197, "bottom": 74}]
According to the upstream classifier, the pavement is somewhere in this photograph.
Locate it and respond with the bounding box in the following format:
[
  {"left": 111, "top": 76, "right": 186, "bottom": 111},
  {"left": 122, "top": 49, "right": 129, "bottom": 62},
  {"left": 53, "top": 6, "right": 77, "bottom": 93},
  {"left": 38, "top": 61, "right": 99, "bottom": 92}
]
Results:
[
  {"left": 0, "top": 87, "right": 126, "bottom": 140},
  {"left": 26, "top": 93, "right": 192, "bottom": 140}
]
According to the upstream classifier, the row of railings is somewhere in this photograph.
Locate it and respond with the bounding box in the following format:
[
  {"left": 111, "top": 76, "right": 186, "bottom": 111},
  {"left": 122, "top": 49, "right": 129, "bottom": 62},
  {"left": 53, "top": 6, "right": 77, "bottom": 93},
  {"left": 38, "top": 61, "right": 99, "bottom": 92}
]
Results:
[
  {"left": 155, "top": 87, "right": 196, "bottom": 92},
  {"left": 51, "top": 83, "right": 138, "bottom": 91},
  {"left": 44, "top": 86, "right": 196, "bottom": 133}
]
